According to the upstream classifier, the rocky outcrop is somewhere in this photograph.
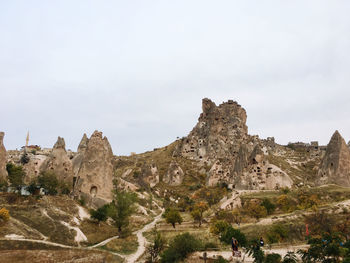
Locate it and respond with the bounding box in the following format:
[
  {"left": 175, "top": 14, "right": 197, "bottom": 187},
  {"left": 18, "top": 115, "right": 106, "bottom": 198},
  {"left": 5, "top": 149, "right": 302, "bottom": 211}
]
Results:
[
  {"left": 162, "top": 161, "right": 184, "bottom": 186},
  {"left": 318, "top": 131, "right": 350, "bottom": 186},
  {"left": 40, "top": 137, "right": 74, "bottom": 185},
  {"left": 179, "top": 98, "right": 248, "bottom": 162},
  {"left": 0, "top": 132, "right": 8, "bottom": 183},
  {"left": 177, "top": 98, "right": 250, "bottom": 186},
  {"left": 74, "top": 131, "right": 114, "bottom": 206}
]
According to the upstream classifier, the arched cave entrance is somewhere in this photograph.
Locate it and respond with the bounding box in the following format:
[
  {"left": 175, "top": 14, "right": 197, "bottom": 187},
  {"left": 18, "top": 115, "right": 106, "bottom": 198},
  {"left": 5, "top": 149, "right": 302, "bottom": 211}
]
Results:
[{"left": 90, "top": 186, "right": 98, "bottom": 197}]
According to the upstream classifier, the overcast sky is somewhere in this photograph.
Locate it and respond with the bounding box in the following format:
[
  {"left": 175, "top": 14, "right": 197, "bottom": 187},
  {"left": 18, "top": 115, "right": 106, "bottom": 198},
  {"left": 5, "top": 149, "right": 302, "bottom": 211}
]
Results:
[{"left": 1, "top": 1, "right": 350, "bottom": 155}]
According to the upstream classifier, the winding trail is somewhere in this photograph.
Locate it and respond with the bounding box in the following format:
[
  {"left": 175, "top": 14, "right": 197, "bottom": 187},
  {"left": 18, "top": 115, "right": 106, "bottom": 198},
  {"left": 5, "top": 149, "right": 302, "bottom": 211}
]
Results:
[
  {"left": 124, "top": 209, "right": 164, "bottom": 263},
  {"left": 3, "top": 208, "right": 165, "bottom": 263}
]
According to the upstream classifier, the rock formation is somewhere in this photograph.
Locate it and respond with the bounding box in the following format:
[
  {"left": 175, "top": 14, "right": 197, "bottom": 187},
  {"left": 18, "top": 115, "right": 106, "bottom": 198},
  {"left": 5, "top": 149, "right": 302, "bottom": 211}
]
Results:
[
  {"left": 177, "top": 98, "right": 250, "bottom": 186},
  {"left": 0, "top": 132, "right": 8, "bottom": 183},
  {"left": 179, "top": 98, "right": 248, "bottom": 162},
  {"left": 318, "top": 131, "right": 350, "bottom": 186},
  {"left": 40, "top": 137, "right": 74, "bottom": 185},
  {"left": 72, "top": 133, "right": 88, "bottom": 178},
  {"left": 74, "top": 131, "right": 114, "bottom": 206},
  {"left": 162, "top": 161, "right": 184, "bottom": 186}
]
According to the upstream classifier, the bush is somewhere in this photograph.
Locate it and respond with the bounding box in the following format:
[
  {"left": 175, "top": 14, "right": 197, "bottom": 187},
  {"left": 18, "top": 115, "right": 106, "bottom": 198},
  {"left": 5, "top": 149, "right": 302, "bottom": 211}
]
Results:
[
  {"left": 161, "top": 233, "right": 200, "bottom": 263},
  {"left": 6, "top": 163, "right": 25, "bottom": 187},
  {"left": 244, "top": 200, "right": 267, "bottom": 220},
  {"left": 261, "top": 198, "right": 276, "bottom": 215},
  {"left": 210, "top": 220, "right": 230, "bottom": 235},
  {"left": 78, "top": 197, "right": 86, "bottom": 206},
  {"left": 0, "top": 208, "right": 10, "bottom": 223},
  {"left": 90, "top": 204, "right": 110, "bottom": 225},
  {"left": 220, "top": 225, "right": 247, "bottom": 248},
  {"left": 20, "top": 153, "right": 30, "bottom": 164},
  {"left": 267, "top": 224, "right": 289, "bottom": 244},
  {"left": 265, "top": 253, "right": 281, "bottom": 263}
]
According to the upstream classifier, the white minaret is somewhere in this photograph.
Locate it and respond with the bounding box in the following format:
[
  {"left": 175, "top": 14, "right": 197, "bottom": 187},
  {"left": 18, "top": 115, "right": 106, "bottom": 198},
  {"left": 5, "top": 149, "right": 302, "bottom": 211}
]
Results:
[{"left": 26, "top": 131, "right": 29, "bottom": 147}]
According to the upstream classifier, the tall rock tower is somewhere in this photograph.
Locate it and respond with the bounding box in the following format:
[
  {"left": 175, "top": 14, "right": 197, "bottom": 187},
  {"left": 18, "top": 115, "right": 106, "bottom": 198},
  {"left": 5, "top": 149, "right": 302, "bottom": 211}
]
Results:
[
  {"left": 40, "top": 137, "right": 74, "bottom": 186},
  {"left": 73, "top": 131, "right": 114, "bottom": 207},
  {"left": 177, "top": 98, "right": 249, "bottom": 186},
  {"left": 0, "top": 132, "right": 8, "bottom": 183},
  {"left": 318, "top": 131, "right": 350, "bottom": 186}
]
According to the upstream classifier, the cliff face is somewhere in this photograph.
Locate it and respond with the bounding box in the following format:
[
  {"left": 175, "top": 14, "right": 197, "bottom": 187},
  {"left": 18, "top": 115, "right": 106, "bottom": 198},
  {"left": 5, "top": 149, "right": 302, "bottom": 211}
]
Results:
[
  {"left": 318, "top": 131, "right": 350, "bottom": 186},
  {"left": 0, "top": 132, "right": 8, "bottom": 183},
  {"left": 73, "top": 131, "right": 114, "bottom": 207}
]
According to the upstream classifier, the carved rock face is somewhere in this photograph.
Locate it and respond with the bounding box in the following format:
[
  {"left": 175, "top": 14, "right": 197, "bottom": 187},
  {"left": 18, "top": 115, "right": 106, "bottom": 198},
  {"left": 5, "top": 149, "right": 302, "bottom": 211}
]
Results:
[
  {"left": 74, "top": 131, "right": 114, "bottom": 205},
  {"left": 162, "top": 161, "right": 184, "bottom": 186},
  {"left": 177, "top": 98, "right": 249, "bottom": 186},
  {"left": 180, "top": 98, "right": 248, "bottom": 163},
  {"left": 40, "top": 136, "right": 74, "bottom": 185},
  {"left": 318, "top": 131, "right": 350, "bottom": 186},
  {"left": 0, "top": 132, "right": 8, "bottom": 182}
]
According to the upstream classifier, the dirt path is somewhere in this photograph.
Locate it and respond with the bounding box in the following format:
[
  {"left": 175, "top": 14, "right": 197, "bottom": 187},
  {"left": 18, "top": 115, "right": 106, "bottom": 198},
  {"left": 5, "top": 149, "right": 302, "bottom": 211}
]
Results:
[{"left": 124, "top": 209, "right": 164, "bottom": 263}]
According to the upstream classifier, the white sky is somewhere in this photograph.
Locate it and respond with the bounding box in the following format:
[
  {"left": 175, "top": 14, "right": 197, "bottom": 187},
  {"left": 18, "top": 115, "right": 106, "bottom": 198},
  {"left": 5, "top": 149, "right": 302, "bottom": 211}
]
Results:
[{"left": 1, "top": 1, "right": 350, "bottom": 155}]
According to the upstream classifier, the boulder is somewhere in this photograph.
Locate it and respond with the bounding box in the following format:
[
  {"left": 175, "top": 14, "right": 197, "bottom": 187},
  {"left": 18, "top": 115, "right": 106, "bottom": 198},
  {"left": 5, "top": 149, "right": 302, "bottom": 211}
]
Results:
[
  {"left": 318, "top": 131, "right": 350, "bottom": 186},
  {"left": 0, "top": 132, "right": 8, "bottom": 183}
]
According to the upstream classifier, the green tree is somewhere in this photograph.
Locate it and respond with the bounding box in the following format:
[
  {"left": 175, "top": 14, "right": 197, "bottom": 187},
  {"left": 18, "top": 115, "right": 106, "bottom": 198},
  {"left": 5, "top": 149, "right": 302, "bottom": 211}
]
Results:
[
  {"left": 109, "top": 191, "right": 137, "bottom": 233},
  {"left": 299, "top": 233, "right": 343, "bottom": 263},
  {"left": 165, "top": 208, "right": 183, "bottom": 228},
  {"left": 146, "top": 226, "right": 165, "bottom": 263},
  {"left": 191, "top": 201, "right": 208, "bottom": 227},
  {"left": 6, "top": 163, "right": 25, "bottom": 187},
  {"left": 38, "top": 171, "right": 59, "bottom": 195},
  {"left": 160, "top": 232, "right": 200, "bottom": 263}
]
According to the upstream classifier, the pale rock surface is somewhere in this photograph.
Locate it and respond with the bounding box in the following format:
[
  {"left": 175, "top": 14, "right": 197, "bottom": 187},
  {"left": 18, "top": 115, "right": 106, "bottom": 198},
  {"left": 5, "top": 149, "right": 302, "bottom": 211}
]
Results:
[
  {"left": 162, "top": 161, "right": 184, "bottom": 186},
  {"left": 40, "top": 137, "right": 74, "bottom": 185},
  {"left": 0, "top": 132, "right": 8, "bottom": 182},
  {"left": 318, "top": 131, "right": 350, "bottom": 186},
  {"left": 74, "top": 131, "right": 114, "bottom": 206}
]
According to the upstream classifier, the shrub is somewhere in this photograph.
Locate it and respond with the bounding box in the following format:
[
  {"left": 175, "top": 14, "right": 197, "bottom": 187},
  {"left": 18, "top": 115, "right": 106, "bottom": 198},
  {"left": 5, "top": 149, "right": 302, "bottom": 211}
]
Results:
[
  {"left": 267, "top": 224, "right": 289, "bottom": 244},
  {"left": 90, "top": 204, "right": 110, "bottom": 225},
  {"left": 244, "top": 201, "right": 267, "bottom": 220},
  {"left": 160, "top": 233, "right": 200, "bottom": 263},
  {"left": 0, "top": 208, "right": 10, "bottom": 222},
  {"left": 78, "top": 197, "right": 86, "bottom": 206},
  {"left": 210, "top": 220, "right": 230, "bottom": 235},
  {"left": 265, "top": 253, "right": 281, "bottom": 263},
  {"left": 220, "top": 225, "right": 247, "bottom": 248},
  {"left": 20, "top": 153, "right": 30, "bottom": 164},
  {"left": 261, "top": 198, "right": 276, "bottom": 215}
]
